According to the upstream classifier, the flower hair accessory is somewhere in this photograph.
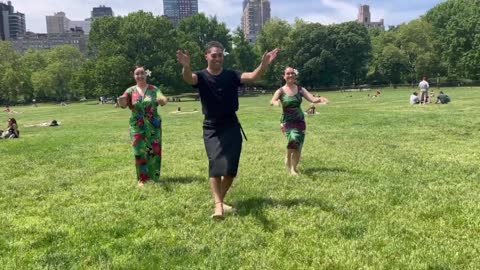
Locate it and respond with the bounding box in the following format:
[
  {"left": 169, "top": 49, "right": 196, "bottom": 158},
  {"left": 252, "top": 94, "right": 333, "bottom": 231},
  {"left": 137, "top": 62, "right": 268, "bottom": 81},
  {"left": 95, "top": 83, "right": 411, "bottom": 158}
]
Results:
[
  {"left": 293, "top": 69, "right": 299, "bottom": 75},
  {"left": 145, "top": 69, "right": 152, "bottom": 77},
  {"left": 223, "top": 49, "right": 230, "bottom": 56}
]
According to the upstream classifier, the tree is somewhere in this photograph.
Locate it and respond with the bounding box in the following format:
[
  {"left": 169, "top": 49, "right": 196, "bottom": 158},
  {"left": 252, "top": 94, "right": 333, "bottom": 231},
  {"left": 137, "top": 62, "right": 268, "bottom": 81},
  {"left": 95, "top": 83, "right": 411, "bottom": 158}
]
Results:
[
  {"left": 0, "top": 41, "right": 20, "bottom": 103},
  {"left": 255, "top": 19, "right": 292, "bottom": 88},
  {"left": 425, "top": 0, "right": 480, "bottom": 79},
  {"left": 94, "top": 55, "right": 131, "bottom": 97},
  {"left": 377, "top": 44, "right": 409, "bottom": 85},
  {"left": 30, "top": 46, "right": 85, "bottom": 101},
  {"left": 231, "top": 28, "right": 257, "bottom": 72},
  {"left": 286, "top": 22, "right": 339, "bottom": 87},
  {"left": 89, "top": 11, "right": 183, "bottom": 94},
  {"left": 329, "top": 22, "right": 372, "bottom": 86},
  {"left": 396, "top": 19, "right": 444, "bottom": 82}
]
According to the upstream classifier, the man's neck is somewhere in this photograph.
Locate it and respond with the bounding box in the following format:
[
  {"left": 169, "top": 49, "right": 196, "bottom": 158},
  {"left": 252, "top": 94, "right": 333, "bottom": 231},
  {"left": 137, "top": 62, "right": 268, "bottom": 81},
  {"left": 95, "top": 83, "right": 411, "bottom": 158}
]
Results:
[{"left": 207, "top": 67, "right": 223, "bottom": 76}]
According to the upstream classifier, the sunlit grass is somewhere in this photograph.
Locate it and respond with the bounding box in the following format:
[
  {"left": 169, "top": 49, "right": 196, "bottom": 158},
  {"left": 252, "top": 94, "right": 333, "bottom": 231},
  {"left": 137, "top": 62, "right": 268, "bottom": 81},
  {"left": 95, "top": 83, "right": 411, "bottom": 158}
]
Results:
[{"left": 1, "top": 87, "right": 479, "bottom": 269}]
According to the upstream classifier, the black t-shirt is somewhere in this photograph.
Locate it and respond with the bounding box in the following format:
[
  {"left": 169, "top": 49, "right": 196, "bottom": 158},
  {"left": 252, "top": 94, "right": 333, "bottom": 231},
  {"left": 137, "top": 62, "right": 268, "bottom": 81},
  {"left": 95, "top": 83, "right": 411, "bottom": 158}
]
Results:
[{"left": 193, "top": 69, "right": 243, "bottom": 118}]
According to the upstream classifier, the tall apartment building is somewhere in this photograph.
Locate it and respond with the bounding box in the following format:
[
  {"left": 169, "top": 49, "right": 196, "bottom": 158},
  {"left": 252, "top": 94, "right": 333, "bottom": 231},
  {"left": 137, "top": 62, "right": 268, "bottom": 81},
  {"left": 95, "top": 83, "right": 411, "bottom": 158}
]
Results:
[
  {"left": 46, "top": 12, "right": 69, "bottom": 33},
  {"left": 357, "top": 5, "right": 384, "bottom": 30},
  {"left": 241, "top": 0, "right": 270, "bottom": 43},
  {"left": 163, "top": 0, "right": 198, "bottom": 26},
  {"left": 91, "top": 5, "right": 113, "bottom": 19},
  {"left": 0, "top": 1, "right": 25, "bottom": 40}
]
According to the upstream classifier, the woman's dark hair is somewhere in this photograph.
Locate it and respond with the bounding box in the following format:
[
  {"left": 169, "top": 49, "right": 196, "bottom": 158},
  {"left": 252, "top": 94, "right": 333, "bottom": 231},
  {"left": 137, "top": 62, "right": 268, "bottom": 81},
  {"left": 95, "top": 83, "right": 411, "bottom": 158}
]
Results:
[
  {"left": 205, "top": 41, "right": 224, "bottom": 53},
  {"left": 413, "top": 92, "right": 418, "bottom": 95},
  {"left": 131, "top": 65, "right": 145, "bottom": 73},
  {"left": 8, "top": 118, "right": 16, "bottom": 125}
]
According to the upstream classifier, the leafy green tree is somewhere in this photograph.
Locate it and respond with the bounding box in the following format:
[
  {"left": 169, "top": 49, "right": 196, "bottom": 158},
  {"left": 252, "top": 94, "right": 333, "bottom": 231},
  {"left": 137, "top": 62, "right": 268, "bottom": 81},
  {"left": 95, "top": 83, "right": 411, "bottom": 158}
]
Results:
[
  {"left": 94, "top": 55, "right": 131, "bottom": 97},
  {"left": 255, "top": 19, "right": 292, "bottom": 88},
  {"left": 329, "top": 22, "right": 372, "bottom": 85},
  {"left": 377, "top": 44, "right": 409, "bottom": 85},
  {"left": 425, "top": 0, "right": 480, "bottom": 79},
  {"left": 0, "top": 41, "right": 20, "bottom": 103},
  {"left": 177, "top": 14, "right": 232, "bottom": 52},
  {"left": 286, "top": 22, "right": 339, "bottom": 87},
  {"left": 89, "top": 11, "right": 182, "bottom": 94},
  {"left": 396, "top": 19, "right": 444, "bottom": 82},
  {"left": 231, "top": 28, "right": 257, "bottom": 72},
  {"left": 30, "top": 46, "right": 85, "bottom": 101}
]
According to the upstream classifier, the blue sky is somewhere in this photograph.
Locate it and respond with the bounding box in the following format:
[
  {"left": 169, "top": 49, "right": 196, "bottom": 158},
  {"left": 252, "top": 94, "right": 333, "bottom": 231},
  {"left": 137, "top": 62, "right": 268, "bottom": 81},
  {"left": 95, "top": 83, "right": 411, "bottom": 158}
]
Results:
[{"left": 12, "top": 0, "right": 447, "bottom": 33}]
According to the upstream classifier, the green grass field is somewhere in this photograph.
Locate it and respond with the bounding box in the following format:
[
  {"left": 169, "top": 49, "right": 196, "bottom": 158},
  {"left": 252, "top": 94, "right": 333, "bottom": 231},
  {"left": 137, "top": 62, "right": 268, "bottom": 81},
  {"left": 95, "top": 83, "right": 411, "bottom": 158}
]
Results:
[{"left": 1, "top": 87, "right": 479, "bottom": 269}]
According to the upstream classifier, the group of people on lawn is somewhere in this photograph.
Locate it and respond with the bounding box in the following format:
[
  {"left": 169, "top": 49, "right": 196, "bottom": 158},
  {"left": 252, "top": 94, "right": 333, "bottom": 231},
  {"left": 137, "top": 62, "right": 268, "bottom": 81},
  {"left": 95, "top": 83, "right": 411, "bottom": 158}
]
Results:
[{"left": 410, "top": 77, "right": 451, "bottom": 105}]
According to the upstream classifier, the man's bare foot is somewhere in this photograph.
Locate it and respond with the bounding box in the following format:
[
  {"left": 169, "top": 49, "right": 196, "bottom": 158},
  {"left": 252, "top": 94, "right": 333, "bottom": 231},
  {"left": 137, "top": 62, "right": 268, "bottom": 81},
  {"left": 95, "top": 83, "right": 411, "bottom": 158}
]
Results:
[
  {"left": 211, "top": 202, "right": 224, "bottom": 220},
  {"left": 137, "top": 181, "right": 145, "bottom": 187},
  {"left": 290, "top": 168, "right": 299, "bottom": 176}
]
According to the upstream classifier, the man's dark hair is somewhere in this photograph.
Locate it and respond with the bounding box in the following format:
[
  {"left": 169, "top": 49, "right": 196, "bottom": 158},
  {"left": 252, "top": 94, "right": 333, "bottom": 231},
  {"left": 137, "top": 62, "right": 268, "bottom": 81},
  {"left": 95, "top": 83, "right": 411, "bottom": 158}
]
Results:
[
  {"left": 205, "top": 41, "right": 224, "bottom": 53},
  {"left": 439, "top": 91, "right": 444, "bottom": 94}
]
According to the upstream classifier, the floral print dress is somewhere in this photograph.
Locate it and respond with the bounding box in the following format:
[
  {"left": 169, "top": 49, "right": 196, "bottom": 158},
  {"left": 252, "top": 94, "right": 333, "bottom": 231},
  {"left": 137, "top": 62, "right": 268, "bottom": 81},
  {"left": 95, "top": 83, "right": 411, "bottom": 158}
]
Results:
[
  {"left": 280, "top": 87, "right": 306, "bottom": 151},
  {"left": 122, "top": 85, "right": 164, "bottom": 183}
]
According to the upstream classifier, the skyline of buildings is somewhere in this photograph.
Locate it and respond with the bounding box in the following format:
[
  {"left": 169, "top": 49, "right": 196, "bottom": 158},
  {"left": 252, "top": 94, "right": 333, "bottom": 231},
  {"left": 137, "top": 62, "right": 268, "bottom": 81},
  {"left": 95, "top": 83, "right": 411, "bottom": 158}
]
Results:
[
  {"left": 11, "top": 4, "right": 114, "bottom": 53},
  {"left": 3, "top": 1, "right": 389, "bottom": 53}
]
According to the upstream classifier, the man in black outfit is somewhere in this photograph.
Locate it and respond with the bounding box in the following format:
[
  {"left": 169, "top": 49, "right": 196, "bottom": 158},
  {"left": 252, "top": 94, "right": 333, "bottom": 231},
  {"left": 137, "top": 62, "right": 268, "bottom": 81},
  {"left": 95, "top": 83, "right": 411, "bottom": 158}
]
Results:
[{"left": 177, "top": 41, "right": 279, "bottom": 219}]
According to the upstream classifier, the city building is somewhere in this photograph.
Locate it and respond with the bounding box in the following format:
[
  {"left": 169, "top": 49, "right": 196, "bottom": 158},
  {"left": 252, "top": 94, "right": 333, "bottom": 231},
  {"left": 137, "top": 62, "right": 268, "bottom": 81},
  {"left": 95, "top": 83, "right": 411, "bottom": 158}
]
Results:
[
  {"left": 12, "top": 29, "right": 88, "bottom": 54},
  {"left": 357, "top": 4, "right": 384, "bottom": 30},
  {"left": 91, "top": 5, "right": 113, "bottom": 19},
  {"left": 163, "top": 0, "right": 198, "bottom": 26},
  {"left": 0, "top": 1, "right": 25, "bottom": 40},
  {"left": 241, "top": 0, "right": 270, "bottom": 43},
  {"left": 68, "top": 19, "right": 91, "bottom": 34},
  {"left": 46, "top": 12, "right": 69, "bottom": 33}
]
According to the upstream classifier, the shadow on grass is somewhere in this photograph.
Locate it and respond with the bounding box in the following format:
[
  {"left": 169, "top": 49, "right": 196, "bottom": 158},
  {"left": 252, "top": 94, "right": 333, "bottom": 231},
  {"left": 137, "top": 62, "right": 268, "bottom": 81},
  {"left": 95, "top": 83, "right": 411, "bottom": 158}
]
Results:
[
  {"left": 158, "top": 175, "right": 204, "bottom": 192},
  {"left": 235, "top": 196, "right": 345, "bottom": 231}
]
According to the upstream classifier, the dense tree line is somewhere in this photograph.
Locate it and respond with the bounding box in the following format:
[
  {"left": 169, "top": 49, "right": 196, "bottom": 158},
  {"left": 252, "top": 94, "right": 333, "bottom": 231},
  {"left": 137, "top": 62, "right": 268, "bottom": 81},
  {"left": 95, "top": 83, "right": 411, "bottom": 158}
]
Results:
[{"left": 0, "top": 0, "right": 479, "bottom": 103}]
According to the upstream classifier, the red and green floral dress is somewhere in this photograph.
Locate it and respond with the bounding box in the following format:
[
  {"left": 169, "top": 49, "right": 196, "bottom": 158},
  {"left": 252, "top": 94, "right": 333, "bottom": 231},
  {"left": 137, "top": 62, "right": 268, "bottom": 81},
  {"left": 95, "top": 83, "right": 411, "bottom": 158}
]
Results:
[{"left": 122, "top": 85, "right": 164, "bottom": 183}]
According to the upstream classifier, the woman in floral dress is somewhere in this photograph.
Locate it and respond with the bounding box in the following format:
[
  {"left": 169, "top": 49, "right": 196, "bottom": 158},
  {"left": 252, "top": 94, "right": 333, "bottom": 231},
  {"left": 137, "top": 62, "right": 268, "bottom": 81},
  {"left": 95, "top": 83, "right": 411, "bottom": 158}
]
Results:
[
  {"left": 270, "top": 67, "right": 327, "bottom": 175},
  {"left": 118, "top": 66, "right": 168, "bottom": 186}
]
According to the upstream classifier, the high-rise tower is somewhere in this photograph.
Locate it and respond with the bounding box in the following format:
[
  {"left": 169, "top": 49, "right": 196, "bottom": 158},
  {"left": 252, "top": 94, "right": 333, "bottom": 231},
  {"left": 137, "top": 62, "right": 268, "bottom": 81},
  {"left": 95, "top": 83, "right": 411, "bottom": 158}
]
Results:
[{"left": 241, "top": 0, "right": 270, "bottom": 43}]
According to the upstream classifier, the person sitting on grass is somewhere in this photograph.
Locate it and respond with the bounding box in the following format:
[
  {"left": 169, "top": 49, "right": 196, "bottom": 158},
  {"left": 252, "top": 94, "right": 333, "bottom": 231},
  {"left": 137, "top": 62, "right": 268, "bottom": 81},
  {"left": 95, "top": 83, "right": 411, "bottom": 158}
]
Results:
[
  {"left": 305, "top": 96, "right": 329, "bottom": 115},
  {"left": 436, "top": 91, "right": 451, "bottom": 104},
  {"left": 3, "top": 106, "right": 21, "bottom": 114},
  {"left": 410, "top": 92, "right": 420, "bottom": 105},
  {"left": 26, "top": 120, "right": 61, "bottom": 127},
  {"left": 1, "top": 118, "right": 19, "bottom": 139}
]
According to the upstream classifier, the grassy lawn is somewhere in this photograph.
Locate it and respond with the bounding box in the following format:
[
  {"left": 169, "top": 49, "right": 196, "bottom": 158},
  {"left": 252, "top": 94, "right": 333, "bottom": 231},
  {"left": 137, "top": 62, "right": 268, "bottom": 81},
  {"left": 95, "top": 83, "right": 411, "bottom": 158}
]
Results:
[{"left": 1, "top": 87, "right": 479, "bottom": 269}]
